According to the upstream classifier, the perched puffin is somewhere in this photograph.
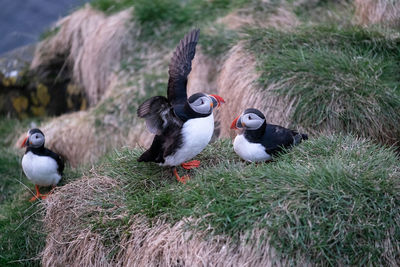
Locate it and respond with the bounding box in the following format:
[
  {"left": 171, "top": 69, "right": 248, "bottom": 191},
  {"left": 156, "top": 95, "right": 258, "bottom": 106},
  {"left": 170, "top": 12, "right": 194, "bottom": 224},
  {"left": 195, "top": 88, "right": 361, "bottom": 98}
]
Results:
[
  {"left": 20, "top": 128, "right": 64, "bottom": 201},
  {"left": 230, "top": 108, "right": 308, "bottom": 162},
  {"left": 137, "top": 29, "right": 225, "bottom": 183}
]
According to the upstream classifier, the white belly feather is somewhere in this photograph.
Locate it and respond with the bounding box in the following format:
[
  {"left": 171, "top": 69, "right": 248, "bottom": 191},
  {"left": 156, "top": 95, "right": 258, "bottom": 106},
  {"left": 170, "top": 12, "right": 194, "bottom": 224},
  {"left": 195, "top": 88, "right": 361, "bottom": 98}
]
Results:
[
  {"left": 233, "top": 134, "right": 271, "bottom": 162},
  {"left": 21, "top": 151, "right": 61, "bottom": 186},
  {"left": 162, "top": 114, "right": 214, "bottom": 166}
]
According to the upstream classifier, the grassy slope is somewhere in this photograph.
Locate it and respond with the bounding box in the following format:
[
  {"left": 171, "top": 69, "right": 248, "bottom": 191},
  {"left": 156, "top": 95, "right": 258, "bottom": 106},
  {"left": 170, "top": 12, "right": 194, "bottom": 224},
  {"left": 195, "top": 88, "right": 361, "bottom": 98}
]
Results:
[
  {"left": 245, "top": 25, "right": 400, "bottom": 143},
  {"left": 2, "top": 0, "right": 400, "bottom": 265},
  {"left": 87, "top": 1, "right": 400, "bottom": 264},
  {"left": 99, "top": 136, "right": 400, "bottom": 265},
  {"left": 0, "top": 118, "right": 82, "bottom": 266}
]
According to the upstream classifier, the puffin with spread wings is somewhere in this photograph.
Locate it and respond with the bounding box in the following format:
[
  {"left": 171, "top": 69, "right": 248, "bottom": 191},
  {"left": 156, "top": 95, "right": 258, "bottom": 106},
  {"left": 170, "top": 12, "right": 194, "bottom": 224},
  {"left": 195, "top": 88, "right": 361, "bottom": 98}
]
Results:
[{"left": 137, "top": 29, "right": 225, "bottom": 183}]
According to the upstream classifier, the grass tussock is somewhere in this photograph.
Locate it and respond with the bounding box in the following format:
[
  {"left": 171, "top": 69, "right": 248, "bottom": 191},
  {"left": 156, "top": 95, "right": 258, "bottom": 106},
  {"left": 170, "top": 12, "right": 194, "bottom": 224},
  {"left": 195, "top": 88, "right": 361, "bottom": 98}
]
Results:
[
  {"left": 354, "top": 0, "right": 400, "bottom": 27},
  {"left": 218, "top": 44, "right": 296, "bottom": 139},
  {"left": 218, "top": 0, "right": 299, "bottom": 31},
  {"left": 31, "top": 5, "right": 132, "bottom": 106},
  {"left": 245, "top": 25, "right": 400, "bottom": 145},
  {"left": 42, "top": 136, "right": 400, "bottom": 265}
]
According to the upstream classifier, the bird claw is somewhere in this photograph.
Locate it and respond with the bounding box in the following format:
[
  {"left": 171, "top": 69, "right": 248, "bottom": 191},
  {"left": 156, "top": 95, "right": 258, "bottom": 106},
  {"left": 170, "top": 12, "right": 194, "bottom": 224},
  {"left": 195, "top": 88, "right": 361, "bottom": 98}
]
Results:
[
  {"left": 29, "top": 195, "right": 40, "bottom": 202},
  {"left": 177, "top": 175, "right": 190, "bottom": 184},
  {"left": 181, "top": 160, "right": 200, "bottom": 170}
]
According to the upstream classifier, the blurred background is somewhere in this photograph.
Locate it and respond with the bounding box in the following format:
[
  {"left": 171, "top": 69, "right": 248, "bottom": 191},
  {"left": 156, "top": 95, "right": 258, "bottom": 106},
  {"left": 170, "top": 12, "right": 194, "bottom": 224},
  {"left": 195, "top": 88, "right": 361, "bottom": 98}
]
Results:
[{"left": 0, "top": 0, "right": 89, "bottom": 55}]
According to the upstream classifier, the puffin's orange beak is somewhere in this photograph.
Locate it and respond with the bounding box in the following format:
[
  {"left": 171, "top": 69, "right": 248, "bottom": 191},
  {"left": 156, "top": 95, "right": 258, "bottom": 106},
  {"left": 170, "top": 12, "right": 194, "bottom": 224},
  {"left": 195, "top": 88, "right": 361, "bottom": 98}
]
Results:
[
  {"left": 230, "top": 116, "right": 240, "bottom": 130},
  {"left": 209, "top": 94, "right": 225, "bottom": 108},
  {"left": 20, "top": 136, "right": 28, "bottom": 148}
]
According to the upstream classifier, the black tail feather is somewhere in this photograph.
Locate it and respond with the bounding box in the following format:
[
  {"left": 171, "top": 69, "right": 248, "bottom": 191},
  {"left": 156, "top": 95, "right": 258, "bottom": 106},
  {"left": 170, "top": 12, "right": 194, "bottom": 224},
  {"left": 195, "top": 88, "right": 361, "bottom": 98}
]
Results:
[{"left": 137, "top": 135, "right": 164, "bottom": 163}]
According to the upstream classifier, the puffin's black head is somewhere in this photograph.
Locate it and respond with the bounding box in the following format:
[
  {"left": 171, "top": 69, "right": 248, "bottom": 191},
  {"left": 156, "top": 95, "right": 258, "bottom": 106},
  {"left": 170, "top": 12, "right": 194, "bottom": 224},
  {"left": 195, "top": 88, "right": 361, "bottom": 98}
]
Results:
[
  {"left": 20, "top": 128, "right": 45, "bottom": 148},
  {"left": 230, "top": 108, "right": 266, "bottom": 130},
  {"left": 187, "top": 93, "right": 225, "bottom": 115}
]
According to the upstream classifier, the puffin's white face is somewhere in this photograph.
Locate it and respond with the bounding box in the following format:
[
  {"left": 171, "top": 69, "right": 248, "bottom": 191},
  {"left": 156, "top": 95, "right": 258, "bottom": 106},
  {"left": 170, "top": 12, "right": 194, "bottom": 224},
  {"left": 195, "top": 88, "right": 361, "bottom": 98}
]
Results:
[
  {"left": 189, "top": 95, "right": 213, "bottom": 115},
  {"left": 231, "top": 109, "right": 266, "bottom": 131},
  {"left": 240, "top": 112, "right": 265, "bottom": 130},
  {"left": 28, "top": 132, "right": 45, "bottom": 148}
]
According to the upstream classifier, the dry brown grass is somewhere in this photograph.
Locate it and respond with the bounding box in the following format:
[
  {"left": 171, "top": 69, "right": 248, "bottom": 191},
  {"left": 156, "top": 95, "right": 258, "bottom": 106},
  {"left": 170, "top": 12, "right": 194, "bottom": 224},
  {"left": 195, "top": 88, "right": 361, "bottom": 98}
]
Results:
[
  {"left": 217, "top": 44, "right": 296, "bottom": 139},
  {"left": 42, "top": 175, "right": 125, "bottom": 267},
  {"left": 218, "top": 3, "right": 299, "bottom": 31},
  {"left": 354, "top": 0, "right": 400, "bottom": 26},
  {"left": 41, "top": 173, "right": 298, "bottom": 267},
  {"left": 31, "top": 5, "right": 132, "bottom": 106}
]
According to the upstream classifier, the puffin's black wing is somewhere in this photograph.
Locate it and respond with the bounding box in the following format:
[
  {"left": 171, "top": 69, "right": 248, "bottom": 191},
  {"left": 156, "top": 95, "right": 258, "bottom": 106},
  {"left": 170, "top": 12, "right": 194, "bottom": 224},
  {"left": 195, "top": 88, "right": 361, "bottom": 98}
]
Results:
[
  {"left": 167, "top": 29, "right": 200, "bottom": 106},
  {"left": 44, "top": 148, "right": 64, "bottom": 175},
  {"left": 137, "top": 96, "right": 183, "bottom": 135},
  {"left": 262, "top": 124, "right": 299, "bottom": 155}
]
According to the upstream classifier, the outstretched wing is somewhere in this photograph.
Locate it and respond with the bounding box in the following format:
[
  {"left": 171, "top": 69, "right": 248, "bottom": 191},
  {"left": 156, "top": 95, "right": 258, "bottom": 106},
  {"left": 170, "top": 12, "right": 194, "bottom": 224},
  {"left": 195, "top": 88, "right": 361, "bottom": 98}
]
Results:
[
  {"left": 167, "top": 29, "right": 200, "bottom": 106},
  {"left": 137, "top": 96, "right": 183, "bottom": 135}
]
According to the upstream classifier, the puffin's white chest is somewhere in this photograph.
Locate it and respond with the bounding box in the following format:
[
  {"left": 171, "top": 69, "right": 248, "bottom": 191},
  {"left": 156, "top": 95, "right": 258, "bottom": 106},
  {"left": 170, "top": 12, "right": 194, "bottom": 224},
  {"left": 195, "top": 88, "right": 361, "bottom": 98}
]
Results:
[
  {"left": 21, "top": 151, "right": 61, "bottom": 186},
  {"left": 233, "top": 134, "right": 271, "bottom": 162},
  {"left": 163, "top": 114, "right": 214, "bottom": 166}
]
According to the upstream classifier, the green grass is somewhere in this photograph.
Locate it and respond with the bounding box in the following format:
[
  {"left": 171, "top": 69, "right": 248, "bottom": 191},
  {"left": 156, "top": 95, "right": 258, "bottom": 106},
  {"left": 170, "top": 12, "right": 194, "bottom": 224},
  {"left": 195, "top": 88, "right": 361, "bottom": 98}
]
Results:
[
  {"left": 98, "top": 136, "right": 400, "bottom": 265},
  {"left": 245, "top": 25, "right": 400, "bottom": 144},
  {"left": 91, "top": 0, "right": 246, "bottom": 48},
  {"left": 293, "top": 0, "right": 354, "bottom": 25}
]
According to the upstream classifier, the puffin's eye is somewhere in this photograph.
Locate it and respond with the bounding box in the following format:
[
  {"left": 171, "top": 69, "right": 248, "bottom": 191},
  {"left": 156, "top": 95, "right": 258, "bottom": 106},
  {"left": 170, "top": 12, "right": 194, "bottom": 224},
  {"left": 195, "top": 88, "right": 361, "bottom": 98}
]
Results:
[
  {"left": 248, "top": 116, "right": 252, "bottom": 120},
  {"left": 36, "top": 135, "right": 39, "bottom": 139},
  {"left": 201, "top": 99, "right": 204, "bottom": 105}
]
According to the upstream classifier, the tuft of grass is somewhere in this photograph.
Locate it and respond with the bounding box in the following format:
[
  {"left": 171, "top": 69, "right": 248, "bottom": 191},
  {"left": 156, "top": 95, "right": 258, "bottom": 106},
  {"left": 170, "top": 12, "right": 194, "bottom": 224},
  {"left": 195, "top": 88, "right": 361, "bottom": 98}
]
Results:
[
  {"left": 244, "top": 25, "right": 400, "bottom": 144},
  {"left": 98, "top": 136, "right": 400, "bottom": 265}
]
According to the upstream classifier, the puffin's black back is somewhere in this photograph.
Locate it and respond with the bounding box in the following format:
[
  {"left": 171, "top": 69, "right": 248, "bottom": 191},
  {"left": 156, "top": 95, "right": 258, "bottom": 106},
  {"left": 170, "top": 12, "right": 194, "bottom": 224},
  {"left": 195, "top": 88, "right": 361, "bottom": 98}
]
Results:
[{"left": 245, "top": 123, "right": 307, "bottom": 156}]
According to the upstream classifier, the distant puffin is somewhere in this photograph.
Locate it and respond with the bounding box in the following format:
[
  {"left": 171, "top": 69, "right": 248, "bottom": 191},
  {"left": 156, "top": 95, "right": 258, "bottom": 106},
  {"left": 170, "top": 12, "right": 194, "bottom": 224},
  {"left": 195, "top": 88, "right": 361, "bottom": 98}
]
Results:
[
  {"left": 137, "top": 29, "right": 225, "bottom": 183},
  {"left": 20, "top": 128, "right": 64, "bottom": 201},
  {"left": 230, "top": 108, "right": 308, "bottom": 162}
]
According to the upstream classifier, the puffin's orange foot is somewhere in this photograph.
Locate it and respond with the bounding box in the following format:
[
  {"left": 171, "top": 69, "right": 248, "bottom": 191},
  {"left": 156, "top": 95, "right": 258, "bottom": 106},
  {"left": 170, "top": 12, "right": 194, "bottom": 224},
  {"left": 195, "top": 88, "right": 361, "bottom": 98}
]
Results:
[
  {"left": 29, "top": 185, "right": 41, "bottom": 202},
  {"left": 29, "top": 195, "right": 40, "bottom": 202},
  {"left": 177, "top": 175, "right": 190, "bottom": 184},
  {"left": 173, "top": 168, "right": 190, "bottom": 184},
  {"left": 181, "top": 160, "right": 200, "bottom": 170}
]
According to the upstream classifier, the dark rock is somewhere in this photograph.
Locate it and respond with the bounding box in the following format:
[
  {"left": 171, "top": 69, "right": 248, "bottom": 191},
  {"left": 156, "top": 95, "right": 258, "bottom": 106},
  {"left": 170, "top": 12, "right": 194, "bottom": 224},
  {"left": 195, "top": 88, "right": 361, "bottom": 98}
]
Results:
[{"left": 0, "top": 44, "right": 87, "bottom": 118}]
